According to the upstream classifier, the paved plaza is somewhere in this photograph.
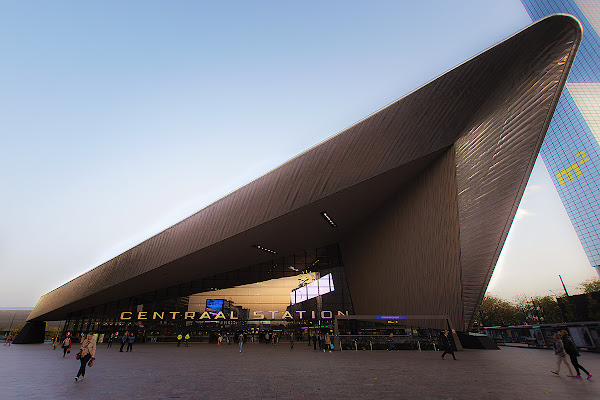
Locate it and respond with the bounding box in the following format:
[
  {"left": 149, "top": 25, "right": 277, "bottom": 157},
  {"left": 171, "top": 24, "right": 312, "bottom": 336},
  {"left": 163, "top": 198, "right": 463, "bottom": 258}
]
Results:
[{"left": 1, "top": 341, "right": 599, "bottom": 399}]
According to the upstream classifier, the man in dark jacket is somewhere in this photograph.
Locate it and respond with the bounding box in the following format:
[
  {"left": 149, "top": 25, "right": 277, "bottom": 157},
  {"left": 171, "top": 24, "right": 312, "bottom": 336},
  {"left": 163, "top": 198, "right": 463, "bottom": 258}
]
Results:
[
  {"left": 119, "top": 332, "right": 127, "bottom": 352},
  {"left": 440, "top": 331, "right": 457, "bottom": 360}
]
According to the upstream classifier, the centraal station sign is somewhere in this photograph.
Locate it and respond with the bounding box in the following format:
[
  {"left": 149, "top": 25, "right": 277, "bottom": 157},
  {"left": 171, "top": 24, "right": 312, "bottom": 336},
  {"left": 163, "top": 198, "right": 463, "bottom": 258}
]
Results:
[{"left": 120, "top": 310, "right": 350, "bottom": 321}]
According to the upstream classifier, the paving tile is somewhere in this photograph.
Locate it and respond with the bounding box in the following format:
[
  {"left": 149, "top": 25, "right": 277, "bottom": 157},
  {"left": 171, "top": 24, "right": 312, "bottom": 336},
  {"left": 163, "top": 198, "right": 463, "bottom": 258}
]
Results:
[{"left": 0, "top": 342, "right": 599, "bottom": 399}]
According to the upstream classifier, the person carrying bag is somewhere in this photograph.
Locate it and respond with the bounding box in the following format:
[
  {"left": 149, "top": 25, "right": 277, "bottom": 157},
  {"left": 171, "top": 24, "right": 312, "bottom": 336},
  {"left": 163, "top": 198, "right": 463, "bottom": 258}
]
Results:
[{"left": 75, "top": 334, "right": 96, "bottom": 382}]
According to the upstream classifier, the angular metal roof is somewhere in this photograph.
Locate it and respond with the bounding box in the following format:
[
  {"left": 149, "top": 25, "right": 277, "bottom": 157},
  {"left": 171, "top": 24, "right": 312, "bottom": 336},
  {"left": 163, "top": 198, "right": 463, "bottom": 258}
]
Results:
[{"left": 28, "top": 15, "right": 581, "bottom": 330}]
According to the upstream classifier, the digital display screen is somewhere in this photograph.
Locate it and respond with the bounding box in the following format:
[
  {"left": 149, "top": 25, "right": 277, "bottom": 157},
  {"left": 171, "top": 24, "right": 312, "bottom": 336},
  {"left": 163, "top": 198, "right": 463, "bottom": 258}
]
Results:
[{"left": 206, "top": 299, "right": 224, "bottom": 315}]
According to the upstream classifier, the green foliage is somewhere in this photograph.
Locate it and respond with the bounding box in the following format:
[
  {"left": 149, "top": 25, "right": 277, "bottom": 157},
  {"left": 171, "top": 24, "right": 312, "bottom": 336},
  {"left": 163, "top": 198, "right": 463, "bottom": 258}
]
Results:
[
  {"left": 578, "top": 278, "right": 600, "bottom": 294},
  {"left": 586, "top": 294, "right": 600, "bottom": 320},
  {"left": 478, "top": 295, "right": 524, "bottom": 326},
  {"left": 11, "top": 324, "right": 24, "bottom": 337},
  {"left": 531, "top": 295, "right": 563, "bottom": 323},
  {"left": 47, "top": 327, "right": 59, "bottom": 340}
]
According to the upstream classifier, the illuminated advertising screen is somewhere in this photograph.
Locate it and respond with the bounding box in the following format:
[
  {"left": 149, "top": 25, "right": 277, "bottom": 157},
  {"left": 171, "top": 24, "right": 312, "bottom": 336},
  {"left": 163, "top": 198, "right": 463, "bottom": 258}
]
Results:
[{"left": 206, "top": 299, "right": 224, "bottom": 315}]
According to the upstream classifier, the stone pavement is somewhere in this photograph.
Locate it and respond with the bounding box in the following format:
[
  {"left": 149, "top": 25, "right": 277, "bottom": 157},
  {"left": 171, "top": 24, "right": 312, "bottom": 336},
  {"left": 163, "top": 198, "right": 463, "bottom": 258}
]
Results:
[{"left": 1, "top": 342, "right": 599, "bottom": 399}]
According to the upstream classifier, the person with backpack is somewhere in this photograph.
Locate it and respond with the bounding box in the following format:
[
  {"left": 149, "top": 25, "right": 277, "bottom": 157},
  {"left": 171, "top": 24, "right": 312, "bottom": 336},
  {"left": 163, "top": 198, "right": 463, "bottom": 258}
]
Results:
[{"left": 561, "top": 330, "right": 592, "bottom": 379}]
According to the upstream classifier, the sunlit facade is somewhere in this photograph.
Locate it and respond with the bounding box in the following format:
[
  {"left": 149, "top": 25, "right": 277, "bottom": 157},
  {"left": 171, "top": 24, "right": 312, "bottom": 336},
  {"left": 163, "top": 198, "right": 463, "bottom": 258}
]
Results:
[{"left": 522, "top": 0, "right": 600, "bottom": 275}]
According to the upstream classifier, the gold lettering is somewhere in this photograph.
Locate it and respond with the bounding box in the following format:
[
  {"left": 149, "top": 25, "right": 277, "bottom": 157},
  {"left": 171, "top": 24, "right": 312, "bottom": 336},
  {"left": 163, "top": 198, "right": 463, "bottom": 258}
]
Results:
[
  {"left": 185, "top": 312, "right": 195, "bottom": 320},
  {"left": 253, "top": 311, "right": 264, "bottom": 319},
  {"left": 268, "top": 311, "right": 278, "bottom": 319},
  {"left": 311, "top": 311, "right": 316, "bottom": 319},
  {"left": 170, "top": 312, "right": 179, "bottom": 320},
  {"left": 282, "top": 311, "right": 293, "bottom": 319},
  {"left": 337, "top": 311, "right": 349, "bottom": 316},
  {"left": 556, "top": 163, "right": 583, "bottom": 186},
  {"left": 138, "top": 312, "right": 147, "bottom": 320},
  {"left": 577, "top": 150, "right": 590, "bottom": 164},
  {"left": 200, "top": 311, "right": 211, "bottom": 319},
  {"left": 296, "top": 311, "right": 306, "bottom": 319},
  {"left": 229, "top": 311, "right": 238, "bottom": 320},
  {"left": 321, "top": 311, "right": 332, "bottom": 319},
  {"left": 153, "top": 312, "right": 164, "bottom": 320},
  {"left": 120, "top": 312, "right": 132, "bottom": 320},
  {"left": 215, "top": 311, "right": 226, "bottom": 319}
]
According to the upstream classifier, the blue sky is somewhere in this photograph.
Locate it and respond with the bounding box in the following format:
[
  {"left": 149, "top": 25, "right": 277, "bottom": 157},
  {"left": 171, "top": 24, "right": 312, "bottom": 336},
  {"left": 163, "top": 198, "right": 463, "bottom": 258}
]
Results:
[{"left": 0, "top": 0, "right": 596, "bottom": 308}]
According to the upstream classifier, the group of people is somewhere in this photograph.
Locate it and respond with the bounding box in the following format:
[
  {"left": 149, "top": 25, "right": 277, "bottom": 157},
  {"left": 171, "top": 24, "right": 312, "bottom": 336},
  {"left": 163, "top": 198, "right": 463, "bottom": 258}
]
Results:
[
  {"left": 552, "top": 330, "right": 592, "bottom": 379},
  {"left": 308, "top": 332, "right": 333, "bottom": 352},
  {"left": 119, "top": 332, "right": 136, "bottom": 352},
  {"left": 176, "top": 333, "right": 190, "bottom": 347}
]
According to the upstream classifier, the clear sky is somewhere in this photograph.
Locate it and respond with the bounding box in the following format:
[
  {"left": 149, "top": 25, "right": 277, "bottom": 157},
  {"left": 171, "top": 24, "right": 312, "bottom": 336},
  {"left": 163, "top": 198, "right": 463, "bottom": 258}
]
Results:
[{"left": 0, "top": 0, "right": 597, "bottom": 308}]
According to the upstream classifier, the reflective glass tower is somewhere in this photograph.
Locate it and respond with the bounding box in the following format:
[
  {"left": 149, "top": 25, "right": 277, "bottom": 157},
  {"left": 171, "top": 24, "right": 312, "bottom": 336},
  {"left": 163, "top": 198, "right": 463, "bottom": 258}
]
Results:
[{"left": 522, "top": 0, "right": 600, "bottom": 276}]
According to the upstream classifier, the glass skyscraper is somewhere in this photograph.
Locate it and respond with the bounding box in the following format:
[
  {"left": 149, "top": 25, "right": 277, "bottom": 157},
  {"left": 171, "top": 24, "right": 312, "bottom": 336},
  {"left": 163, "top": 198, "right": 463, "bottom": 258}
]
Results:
[{"left": 522, "top": 0, "right": 600, "bottom": 275}]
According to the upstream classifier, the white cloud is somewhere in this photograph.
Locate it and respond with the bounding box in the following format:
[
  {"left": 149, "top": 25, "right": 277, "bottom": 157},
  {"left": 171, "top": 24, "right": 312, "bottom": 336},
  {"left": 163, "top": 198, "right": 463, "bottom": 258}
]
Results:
[
  {"left": 515, "top": 208, "right": 535, "bottom": 220},
  {"left": 524, "top": 184, "right": 543, "bottom": 197}
]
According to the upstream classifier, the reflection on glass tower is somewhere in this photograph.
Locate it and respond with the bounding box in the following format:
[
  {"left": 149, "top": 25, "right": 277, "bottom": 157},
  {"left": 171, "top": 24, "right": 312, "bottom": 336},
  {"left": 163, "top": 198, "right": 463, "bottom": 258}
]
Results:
[{"left": 522, "top": 0, "right": 600, "bottom": 275}]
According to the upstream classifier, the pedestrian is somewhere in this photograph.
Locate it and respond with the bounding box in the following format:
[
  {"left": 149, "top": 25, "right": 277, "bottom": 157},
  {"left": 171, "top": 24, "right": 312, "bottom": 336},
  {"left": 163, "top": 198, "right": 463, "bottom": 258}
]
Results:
[
  {"left": 218, "top": 333, "right": 222, "bottom": 346},
  {"left": 308, "top": 334, "right": 311, "bottom": 346},
  {"left": 290, "top": 332, "right": 295, "bottom": 349},
  {"left": 185, "top": 333, "right": 190, "bottom": 347},
  {"left": 75, "top": 333, "right": 96, "bottom": 382},
  {"left": 4, "top": 333, "right": 12, "bottom": 346},
  {"left": 119, "top": 332, "right": 127, "bottom": 352},
  {"left": 107, "top": 333, "right": 113, "bottom": 348},
  {"left": 126, "top": 332, "right": 135, "bottom": 352},
  {"left": 238, "top": 332, "right": 244, "bottom": 353},
  {"left": 265, "top": 332, "right": 270, "bottom": 344},
  {"left": 52, "top": 335, "right": 59, "bottom": 350},
  {"left": 324, "top": 332, "right": 332, "bottom": 353},
  {"left": 61, "top": 333, "right": 72, "bottom": 357},
  {"left": 440, "top": 331, "right": 457, "bottom": 360},
  {"left": 551, "top": 332, "right": 574, "bottom": 376},
  {"left": 561, "top": 330, "right": 592, "bottom": 379},
  {"left": 388, "top": 333, "right": 397, "bottom": 351},
  {"left": 313, "top": 334, "right": 317, "bottom": 350},
  {"left": 177, "top": 333, "right": 182, "bottom": 347}
]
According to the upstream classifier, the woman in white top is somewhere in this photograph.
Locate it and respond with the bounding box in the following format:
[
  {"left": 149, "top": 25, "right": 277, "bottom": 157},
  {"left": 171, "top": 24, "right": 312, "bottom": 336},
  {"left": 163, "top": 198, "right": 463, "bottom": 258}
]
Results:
[{"left": 75, "top": 333, "right": 97, "bottom": 382}]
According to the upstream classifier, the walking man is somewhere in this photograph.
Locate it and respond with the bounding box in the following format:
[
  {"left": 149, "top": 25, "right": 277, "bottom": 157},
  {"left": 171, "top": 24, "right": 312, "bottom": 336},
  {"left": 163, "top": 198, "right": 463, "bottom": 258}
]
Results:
[
  {"left": 290, "top": 332, "right": 295, "bottom": 349},
  {"left": 440, "top": 331, "right": 457, "bottom": 360},
  {"left": 185, "top": 333, "right": 190, "bottom": 347},
  {"left": 388, "top": 333, "right": 397, "bottom": 351},
  {"left": 238, "top": 332, "right": 244, "bottom": 353}
]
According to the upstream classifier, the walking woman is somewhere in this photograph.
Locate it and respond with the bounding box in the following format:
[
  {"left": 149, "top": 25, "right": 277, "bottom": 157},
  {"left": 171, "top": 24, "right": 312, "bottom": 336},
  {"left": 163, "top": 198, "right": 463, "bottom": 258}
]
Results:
[
  {"left": 61, "top": 333, "right": 72, "bottom": 357},
  {"left": 75, "top": 333, "right": 96, "bottom": 382},
  {"left": 551, "top": 332, "right": 574, "bottom": 377},
  {"left": 561, "top": 330, "right": 592, "bottom": 379}
]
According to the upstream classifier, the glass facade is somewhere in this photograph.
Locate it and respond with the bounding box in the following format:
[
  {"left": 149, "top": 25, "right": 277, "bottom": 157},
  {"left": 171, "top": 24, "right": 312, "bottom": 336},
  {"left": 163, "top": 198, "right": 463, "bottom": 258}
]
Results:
[{"left": 522, "top": 0, "right": 600, "bottom": 271}]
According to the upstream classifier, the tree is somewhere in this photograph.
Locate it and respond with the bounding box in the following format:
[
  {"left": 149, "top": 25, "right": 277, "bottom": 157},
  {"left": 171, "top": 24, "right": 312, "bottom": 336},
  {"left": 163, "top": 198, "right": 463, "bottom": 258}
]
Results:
[
  {"left": 578, "top": 278, "right": 600, "bottom": 294},
  {"left": 531, "top": 295, "right": 563, "bottom": 323},
  {"left": 47, "top": 327, "right": 59, "bottom": 340},
  {"left": 478, "top": 295, "right": 523, "bottom": 326},
  {"left": 11, "top": 324, "right": 24, "bottom": 337}
]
